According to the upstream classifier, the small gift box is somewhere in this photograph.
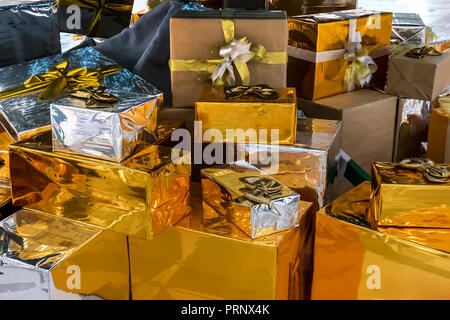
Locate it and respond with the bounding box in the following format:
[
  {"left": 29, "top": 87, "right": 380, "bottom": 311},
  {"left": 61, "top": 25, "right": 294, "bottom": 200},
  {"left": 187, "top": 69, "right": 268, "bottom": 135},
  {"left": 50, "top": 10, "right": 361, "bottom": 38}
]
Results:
[
  {"left": 201, "top": 161, "right": 300, "bottom": 238},
  {"left": 287, "top": 9, "right": 392, "bottom": 100},
  {"left": 169, "top": 9, "right": 288, "bottom": 107},
  {"left": 313, "top": 182, "right": 450, "bottom": 300},
  {"left": 195, "top": 86, "right": 297, "bottom": 145},
  {"left": 428, "top": 108, "right": 450, "bottom": 163},
  {"left": 269, "top": 0, "right": 357, "bottom": 16},
  {"left": 51, "top": 90, "right": 159, "bottom": 162},
  {"left": 370, "top": 160, "right": 450, "bottom": 228},
  {"left": 386, "top": 49, "right": 450, "bottom": 101},
  {"left": 391, "top": 13, "right": 426, "bottom": 48},
  {"left": 0, "top": 1, "right": 60, "bottom": 68},
  {"left": 57, "top": 0, "right": 134, "bottom": 38},
  {"left": 9, "top": 131, "right": 191, "bottom": 240},
  {"left": 0, "top": 209, "right": 129, "bottom": 300}
]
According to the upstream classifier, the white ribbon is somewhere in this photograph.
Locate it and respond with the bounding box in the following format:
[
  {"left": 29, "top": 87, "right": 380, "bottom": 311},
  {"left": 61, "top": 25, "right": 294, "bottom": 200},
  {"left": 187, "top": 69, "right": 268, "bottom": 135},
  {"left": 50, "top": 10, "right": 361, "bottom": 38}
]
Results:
[{"left": 211, "top": 39, "right": 254, "bottom": 85}]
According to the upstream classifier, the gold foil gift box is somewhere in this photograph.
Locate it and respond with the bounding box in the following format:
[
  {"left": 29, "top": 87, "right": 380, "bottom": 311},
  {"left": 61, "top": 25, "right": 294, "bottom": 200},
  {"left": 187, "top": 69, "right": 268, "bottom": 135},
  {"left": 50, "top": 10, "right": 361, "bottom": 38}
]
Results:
[
  {"left": 169, "top": 9, "right": 288, "bottom": 107},
  {"left": 195, "top": 86, "right": 297, "bottom": 145},
  {"left": 51, "top": 90, "right": 159, "bottom": 162},
  {"left": 201, "top": 161, "right": 300, "bottom": 239},
  {"left": 0, "top": 47, "right": 162, "bottom": 186},
  {"left": 427, "top": 91, "right": 450, "bottom": 163},
  {"left": 0, "top": 209, "right": 129, "bottom": 300},
  {"left": 9, "top": 131, "right": 191, "bottom": 240},
  {"left": 312, "top": 182, "right": 450, "bottom": 300},
  {"left": 370, "top": 161, "right": 450, "bottom": 229},
  {"left": 287, "top": 9, "right": 392, "bottom": 100}
]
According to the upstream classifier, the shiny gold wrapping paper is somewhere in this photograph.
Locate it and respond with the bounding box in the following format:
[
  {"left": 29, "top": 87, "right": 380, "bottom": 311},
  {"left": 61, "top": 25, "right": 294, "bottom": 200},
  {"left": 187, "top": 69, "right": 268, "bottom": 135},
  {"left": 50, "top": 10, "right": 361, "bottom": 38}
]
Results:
[
  {"left": 370, "top": 162, "right": 450, "bottom": 228},
  {"left": 312, "top": 182, "right": 450, "bottom": 300},
  {"left": 288, "top": 10, "right": 392, "bottom": 100},
  {"left": 129, "top": 182, "right": 314, "bottom": 300},
  {"left": 0, "top": 209, "right": 129, "bottom": 300},
  {"left": 195, "top": 86, "right": 297, "bottom": 145},
  {"left": 9, "top": 131, "right": 191, "bottom": 240},
  {"left": 427, "top": 108, "right": 450, "bottom": 163}
]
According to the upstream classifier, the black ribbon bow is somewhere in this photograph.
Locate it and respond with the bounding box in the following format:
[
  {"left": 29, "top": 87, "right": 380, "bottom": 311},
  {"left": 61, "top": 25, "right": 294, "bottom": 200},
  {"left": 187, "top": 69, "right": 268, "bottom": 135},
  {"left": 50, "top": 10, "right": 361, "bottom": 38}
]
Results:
[
  {"left": 70, "top": 86, "right": 120, "bottom": 107},
  {"left": 397, "top": 158, "right": 449, "bottom": 183},
  {"left": 405, "top": 46, "right": 441, "bottom": 59},
  {"left": 224, "top": 84, "right": 279, "bottom": 100},
  {"left": 236, "top": 176, "right": 283, "bottom": 205}
]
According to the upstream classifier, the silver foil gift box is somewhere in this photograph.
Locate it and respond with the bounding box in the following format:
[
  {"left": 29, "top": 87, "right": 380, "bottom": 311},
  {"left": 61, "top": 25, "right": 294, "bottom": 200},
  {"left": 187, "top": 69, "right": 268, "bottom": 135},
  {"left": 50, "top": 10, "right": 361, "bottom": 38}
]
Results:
[
  {"left": 201, "top": 161, "right": 300, "bottom": 239},
  {"left": 0, "top": 209, "right": 129, "bottom": 300},
  {"left": 391, "top": 13, "right": 426, "bottom": 47},
  {"left": 51, "top": 90, "right": 159, "bottom": 162}
]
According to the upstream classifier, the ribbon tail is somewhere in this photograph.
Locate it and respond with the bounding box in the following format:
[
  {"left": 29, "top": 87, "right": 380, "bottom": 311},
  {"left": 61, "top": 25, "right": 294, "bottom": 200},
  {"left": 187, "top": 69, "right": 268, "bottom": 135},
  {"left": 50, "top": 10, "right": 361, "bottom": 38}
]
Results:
[
  {"left": 38, "top": 77, "right": 68, "bottom": 101},
  {"left": 211, "top": 62, "right": 228, "bottom": 84}
]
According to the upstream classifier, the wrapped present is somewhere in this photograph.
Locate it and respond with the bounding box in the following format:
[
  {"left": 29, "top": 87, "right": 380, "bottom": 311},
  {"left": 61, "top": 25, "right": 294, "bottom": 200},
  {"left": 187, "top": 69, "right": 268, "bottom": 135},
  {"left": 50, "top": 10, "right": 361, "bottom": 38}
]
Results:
[
  {"left": 237, "top": 117, "right": 342, "bottom": 208},
  {"left": 269, "top": 0, "right": 356, "bottom": 16},
  {"left": 201, "top": 161, "right": 300, "bottom": 238},
  {"left": 427, "top": 90, "right": 450, "bottom": 163},
  {"left": 391, "top": 13, "right": 426, "bottom": 48},
  {"left": 51, "top": 90, "right": 159, "bottom": 162},
  {"left": 223, "top": 0, "right": 268, "bottom": 10},
  {"left": 299, "top": 89, "right": 397, "bottom": 175},
  {"left": 195, "top": 86, "right": 297, "bottom": 145},
  {"left": 370, "top": 160, "right": 450, "bottom": 229},
  {"left": 9, "top": 131, "right": 191, "bottom": 240},
  {"left": 129, "top": 183, "right": 314, "bottom": 300},
  {"left": 57, "top": 0, "right": 134, "bottom": 38},
  {"left": 312, "top": 182, "right": 450, "bottom": 300},
  {"left": 169, "top": 9, "right": 288, "bottom": 107},
  {"left": 0, "top": 209, "right": 129, "bottom": 300},
  {"left": 0, "top": 47, "right": 161, "bottom": 186},
  {"left": 386, "top": 49, "right": 450, "bottom": 101},
  {"left": 393, "top": 97, "right": 431, "bottom": 161},
  {"left": 0, "top": 1, "right": 61, "bottom": 68},
  {"left": 287, "top": 10, "right": 392, "bottom": 100}
]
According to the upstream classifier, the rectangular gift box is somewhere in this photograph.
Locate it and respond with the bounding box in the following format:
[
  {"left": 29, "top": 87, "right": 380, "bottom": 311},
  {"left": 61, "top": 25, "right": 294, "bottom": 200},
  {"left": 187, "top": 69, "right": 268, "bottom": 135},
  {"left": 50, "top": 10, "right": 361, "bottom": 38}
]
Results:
[
  {"left": 427, "top": 108, "right": 450, "bottom": 163},
  {"left": 287, "top": 9, "right": 392, "bottom": 100},
  {"left": 129, "top": 184, "right": 314, "bottom": 300},
  {"left": 51, "top": 90, "right": 159, "bottom": 162},
  {"left": 9, "top": 131, "right": 191, "bottom": 240},
  {"left": 195, "top": 86, "right": 297, "bottom": 145},
  {"left": 386, "top": 50, "right": 450, "bottom": 101},
  {"left": 312, "top": 182, "right": 450, "bottom": 300},
  {"left": 391, "top": 12, "right": 426, "bottom": 47},
  {"left": 0, "top": 209, "right": 129, "bottom": 300},
  {"left": 0, "top": 47, "right": 162, "bottom": 186},
  {"left": 57, "top": 0, "right": 134, "bottom": 38},
  {"left": 0, "top": 1, "right": 60, "bottom": 68},
  {"left": 269, "top": 0, "right": 357, "bottom": 16},
  {"left": 237, "top": 117, "right": 342, "bottom": 208},
  {"left": 370, "top": 161, "right": 450, "bottom": 228},
  {"left": 169, "top": 10, "right": 288, "bottom": 107},
  {"left": 201, "top": 161, "right": 300, "bottom": 238}
]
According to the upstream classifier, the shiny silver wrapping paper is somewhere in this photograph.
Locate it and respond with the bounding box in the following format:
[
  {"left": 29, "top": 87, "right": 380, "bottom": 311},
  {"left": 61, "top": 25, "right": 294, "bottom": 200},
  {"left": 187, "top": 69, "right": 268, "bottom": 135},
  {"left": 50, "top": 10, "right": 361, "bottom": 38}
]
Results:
[
  {"left": 51, "top": 91, "right": 159, "bottom": 162},
  {"left": 391, "top": 13, "right": 426, "bottom": 47},
  {"left": 237, "top": 117, "right": 342, "bottom": 208}
]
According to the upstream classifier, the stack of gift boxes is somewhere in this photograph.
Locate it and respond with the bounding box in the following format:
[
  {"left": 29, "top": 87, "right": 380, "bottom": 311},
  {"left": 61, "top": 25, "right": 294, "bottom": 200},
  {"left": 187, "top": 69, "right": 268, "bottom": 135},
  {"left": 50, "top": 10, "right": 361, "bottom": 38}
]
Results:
[{"left": 0, "top": 0, "right": 449, "bottom": 300}]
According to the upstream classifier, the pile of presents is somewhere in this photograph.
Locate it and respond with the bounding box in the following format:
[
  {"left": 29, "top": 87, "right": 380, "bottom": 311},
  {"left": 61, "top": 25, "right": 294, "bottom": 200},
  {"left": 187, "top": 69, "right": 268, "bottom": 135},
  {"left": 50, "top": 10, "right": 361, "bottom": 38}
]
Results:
[{"left": 0, "top": 0, "right": 449, "bottom": 300}]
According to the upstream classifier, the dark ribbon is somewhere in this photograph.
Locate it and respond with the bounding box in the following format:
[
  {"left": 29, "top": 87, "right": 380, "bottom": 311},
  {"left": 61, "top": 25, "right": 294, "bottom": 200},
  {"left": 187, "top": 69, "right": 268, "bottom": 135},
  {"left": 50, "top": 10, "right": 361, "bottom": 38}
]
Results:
[
  {"left": 224, "top": 84, "right": 280, "bottom": 100},
  {"left": 405, "top": 46, "right": 442, "bottom": 59},
  {"left": 237, "top": 176, "right": 283, "bottom": 205},
  {"left": 0, "top": 226, "right": 24, "bottom": 254},
  {"left": 70, "top": 86, "right": 120, "bottom": 106},
  {"left": 397, "top": 158, "right": 449, "bottom": 183}
]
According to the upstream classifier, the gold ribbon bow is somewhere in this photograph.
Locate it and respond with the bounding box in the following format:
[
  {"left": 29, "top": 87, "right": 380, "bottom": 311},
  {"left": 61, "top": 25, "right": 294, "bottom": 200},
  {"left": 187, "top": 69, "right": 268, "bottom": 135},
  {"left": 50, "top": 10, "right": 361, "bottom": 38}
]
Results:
[
  {"left": 224, "top": 84, "right": 279, "bottom": 100},
  {"left": 0, "top": 61, "right": 122, "bottom": 101},
  {"left": 397, "top": 158, "right": 449, "bottom": 183},
  {"left": 405, "top": 46, "right": 442, "bottom": 59},
  {"left": 70, "top": 86, "right": 120, "bottom": 106},
  {"left": 237, "top": 176, "right": 283, "bottom": 205},
  {"left": 57, "top": 0, "right": 133, "bottom": 36}
]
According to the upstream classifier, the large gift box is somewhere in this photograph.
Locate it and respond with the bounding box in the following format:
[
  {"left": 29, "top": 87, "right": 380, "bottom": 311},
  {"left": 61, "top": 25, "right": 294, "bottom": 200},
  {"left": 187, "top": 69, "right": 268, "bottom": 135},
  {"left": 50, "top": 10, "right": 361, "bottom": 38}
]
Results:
[
  {"left": 386, "top": 49, "right": 450, "bottom": 101},
  {"left": 269, "top": 0, "right": 356, "bottom": 16},
  {"left": 370, "top": 161, "right": 450, "bottom": 229},
  {"left": 195, "top": 86, "right": 297, "bottom": 145},
  {"left": 129, "top": 185, "right": 314, "bottom": 300},
  {"left": 0, "top": 1, "right": 60, "bottom": 68},
  {"left": 0, "top": 209, "right": 129, "bottom": 300},
  {"left": 201, "top": 161, "right": 300, "bottom": 238},
  {"left": 57, "top": 0, "right": 134, "bottom": 38},
  {"left": 0, "top": 47, "right": 162, "bottom": 186},
  {"left": 312, "top": 182, "right": 450, "bottom": 300},
  {"left": 169, "top": 10, "right": 288, "bottom": 107},
  {"left": 9, "top": 131, "right": 191, "bottom": 240},
  {"left": 287, "top": 9, "right": 392, "bottom": 100}
]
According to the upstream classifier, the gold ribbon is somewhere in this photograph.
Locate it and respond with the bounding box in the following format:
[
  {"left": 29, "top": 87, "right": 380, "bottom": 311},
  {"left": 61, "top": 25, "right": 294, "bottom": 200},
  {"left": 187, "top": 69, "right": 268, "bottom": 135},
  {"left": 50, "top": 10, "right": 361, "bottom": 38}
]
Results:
[
  {"left": 437, "top": 95, "right": 450, "bottom": 112},
  {"left": 57, "top": 0, "right": 133, "bottom": 36},
  {"left": 397, "top": 158, "right": 449, "bottom": 183},
  {"left": 237, "top": 176, "right": 283, "bottom": 205},
  {"left": 405, "top": 46, "right": 442, "bottom": 59},
  {"left": 224, "top": 84, "right": 279, "bottom": 100},
  {"left": 70, "top": 86, "right": 120, "bottom": 106},
  {"left": 0, "top": 61, "right": 122, "bottom": 102}
]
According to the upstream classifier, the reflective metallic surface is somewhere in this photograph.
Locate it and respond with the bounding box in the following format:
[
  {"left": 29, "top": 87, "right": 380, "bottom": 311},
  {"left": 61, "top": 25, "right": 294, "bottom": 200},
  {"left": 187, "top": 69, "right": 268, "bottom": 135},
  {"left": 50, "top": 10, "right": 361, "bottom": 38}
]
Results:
[
  {"left": 391, "top": 13, "right": 426, "bottom": 47},
  {"left": 0, "top": 209, "right": 129, "bottom": 300},
  {"left": 51, "top": 91, "right": 159, "bottom": 162},
  {"left": 269, "top": 0, "right": 356, "bottom": 16},
  {"left": 201, "top": 161, "right": 300, "bottom": 238},
  {"left": 370, "top": 162, "right": 450, "bottom": 228},
  {"left": 312, "top": 182, "right": 450, "bottom": 300},
  {"left": 9, "top": 131, "right": 191, "bottom": 240}
]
